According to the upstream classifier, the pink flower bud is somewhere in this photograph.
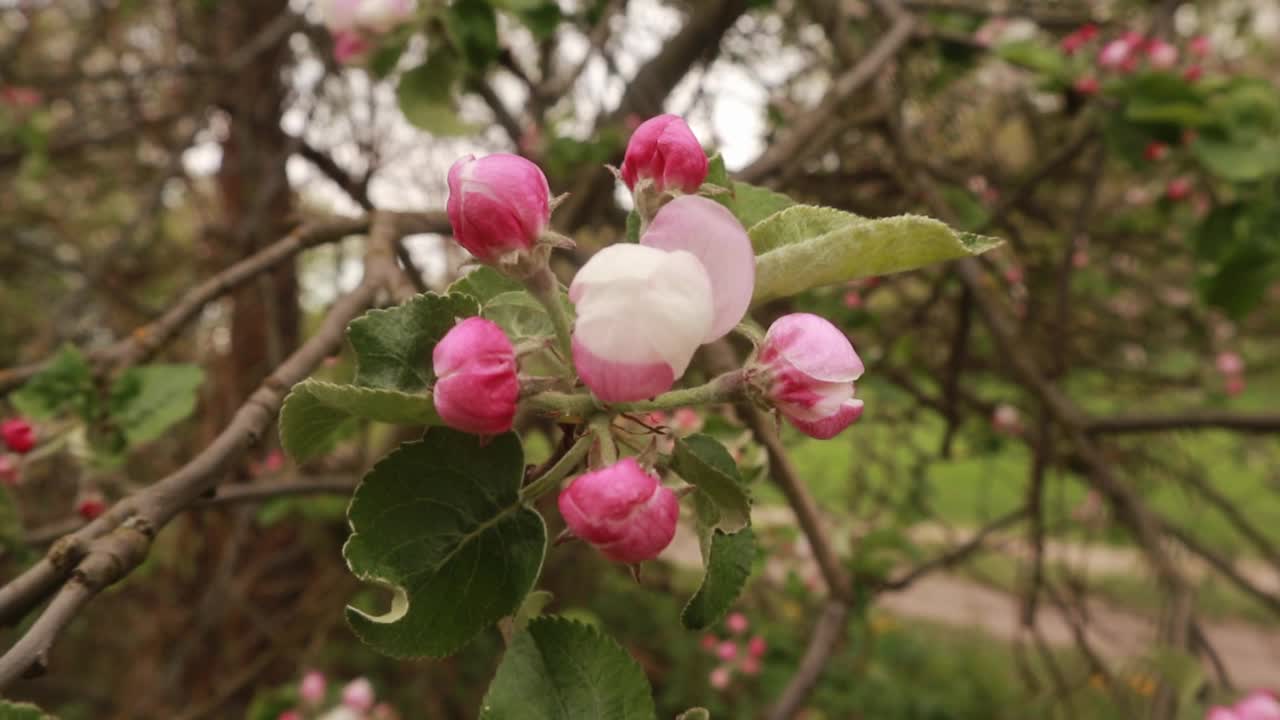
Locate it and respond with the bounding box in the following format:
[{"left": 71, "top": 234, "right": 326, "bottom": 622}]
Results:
[
  {"left": 672, "top": 408, "right": 703, "bottom": 434},
  {"left": 700, "top": 633, "right": 719, "bottom": 651},
  {"left": 277, "top": 711, "right": 302, "bottom": 720},
  {"left": 1146, "top": 39, "right": 1178, "bottom": 69},
  {"left": 342, "top": 677, "right": 375, "bottom": 713},
  {"left": 1188, "top": 35, "right": 1211, "bottom": 58},
  {"left": 557, "top": 458, "right": 679, "bottom": 563},
  {"left": 1073, "top": 75, "right": 1100, "bottom": 95},
  {"left": 992, "top": 404, "right": 1022, "bottom": 436},
  {"left": 432, "top": 318, "right": 519, "bottom": 435},
  {"left": 77, "top": 491, "right": 106, "bottom": 521},
  {"left": 740, "top": 656, "right": 761, "bottom": 675},
  {"left": 709, "top": 666, "right": 732, "bottom": 690},
  {"left": 1183, "top": 65, "right": 1204, "bottom": 82},
  {"left": 333, "top": 31, "right": 372, "bottom": 65},
  {"left": 1234, "top": 690, "right": 1280, "bottom": 720},
  {"left": 0, "top": 455, "right": 18, "bottom": 487},
  {"left": 716, "top": 640, "right": 738, "bottom": 662},
  {"left": 843, "top": 290, "right": 863, "bottom": 309},
  {"left": 751, "top": 314, "right": 865, "bottom": 440},
  {"left": 619, "top": 114, "right": 708, "bottom": 194},
  {"left": 1098, "top": 38, "right": 1133, "bottom": 69},
  {"left": 570, "top": 244, "right": 713, "bottom": 402},
  {"left": 725, "top": 612, "right": 749, "bottom": 635},
  {"left": 300, "top": 670, "right": 327, "bottom": 706},
  {"left": 748, "top": 635, "right": 767, "bottom": 658},
  {"left": 1167, "top": 177, "right": 1192, "bottom": 200},
  {"left": 446, "top": 154, "right": 551, "bottom": 262},
  {"left": 1224, "top": 374, "right": 1245, "bottom": 396},
  {"left": 1, "top": 418, "right": 35, "bottom": 454},
  {"left": 1144, "top": 142, "right": 1169, "bottom": 162},
  {"left": 0, "top": 86, "right": 41, "bottom": 109},
  {"left": 1216, "top": 351, "right": 1244, "bottom": 376},
  {"left": 640, "top": 196, "right": 755, "bottom": 341}
]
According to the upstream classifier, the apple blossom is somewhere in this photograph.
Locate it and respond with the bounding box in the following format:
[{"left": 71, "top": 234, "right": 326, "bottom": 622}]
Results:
[
  {"left": 1073, "top": 75, "right": 1100, "bottom": 95},
  {"left": 1189, "top": 35, "right": 1211, "bottom": 58},
  {"left": 671, "top": 408, "right": 703, "bottom": 434},
  {"left": 1225, "top": 375, "right": 1246, "bottom": 396},
  {"left": 1144, "top": 142, "right": 1169, "bottom": 162},
  {"left": 1167, "top": 177, "right": 1192, "bottom": 200},
  {"left": 1216, "top": 351, "right": 1244, "bottom": 375},
  {"left": 700, "top": 633, "right": 718, "bottom": 651},
  {"left": 446, "top": 154, "right": 552, "bottom": 262},
  {"left": 749, "top": 313, "right": 865, "bottom": 440},
  {"left": 726, "top": 612, "right": 749, "bottom": 634},
  {"left": 748, "top": 635, "right": 767, "bottom": 658},
  {"left": 1234, "top": 691, "right": 1280, "bottom": 719},
  {"left": 277, "top": 712, "right": 302, "bottom": 720},
  {"left": 992, "top": 403, "right": 1023, "bottom": 436},
  {"left": 1146, "top": 39, "right": 1178, "bottom": 69},
  {"left": 557, "top": 458, "right": 679, "bottom": 563},
  {"left": 77, "top": 491, "right": 106, "bottom": 521},
  {"left": 619, "top": 114, "right": 708, "bottom": 194},
  {"left": 319, "top": 0, "right": 414, "bottom": 34},
  {"left": 342, "top": 677, "right": 375, "bottom": 712},
  {"left": 709, "top": 666, "right": 732, "bottom": 690},
  {"left": 1184, "top": 65, "right": 1204, "bottom": 82},
  {"left": 716, "top": 640, "right": 738, "bottom": 661},
  {"left": 640, "top": 195, "right": 754, "bottom": 341},
  {"left": 432, "top": 317, "right": 519, "bottom": 435},
  {"left": 1099, "top": 38, "right": 1134, "bottom": 69},
  {"left": 569, "top": 244, "right": 713, "bottom": 402},
  {"left": 333, "top": 31, "right": 371, "bottom": 64},
  {"left": 300, "top": 670, "right": 327, "bottom": 706},
  {"left": 740, "top": 656, "right": 761, "bottom": 675},
  {"left": 1, "top": 418, "right": 35, "bottom": 454}
]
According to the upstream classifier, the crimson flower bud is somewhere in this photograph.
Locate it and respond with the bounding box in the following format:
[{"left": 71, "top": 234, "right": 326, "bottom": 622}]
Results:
[
  {"left": 1, "top": 418, "right": 35, "bottom": 454},
  {"left": 446, "top": 154, "right": 551, "bottom": 262},
  {"left": 1144, "top": 141, "right": 1169, "bottom": 162},
  {"left": 432, "top": 318, "right": 519, "bottom": 436},
  {"left": 750, "top": 314, "right": 865, "bottom": 440},
  {"left": 1073, "top": 75, "right": 1100, "bottom": 95},
  {"left": 748, "top": 635, "right": 767, "bottom": 658},
  {"left": 77, "top": 491, "right": 106, "bottom": 521},
  {"left": 1166, "top": 177, "right": 1192, "bottom": 200},
  {"left": 557, "top": 458, "right": 679, "bottom": 563},
  {"left": 619, "top": 114, "right": 708, "bottom": 194}
]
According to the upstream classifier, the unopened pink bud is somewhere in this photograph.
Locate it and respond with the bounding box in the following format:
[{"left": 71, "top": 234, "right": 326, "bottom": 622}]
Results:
[
  {"left": 1098, "top": 38, "right": 1133, "bottom": 69},
  {"left": 725, "top": 612, "right": 749, "bottom": 635},
  {"left": 570, "top": 245, "right": 713, "bottom": 402},
  {"left": 709, "top": 666, "right": 732, "bottom": 690},
  {"left": 640, "top": 195, "right": 754, "bottom": 341},
  {"left": 333, "top": 31, "right": 371, "bottom": 65},
  {"left": 1146, "top": 39, "right": 1178, "bottom": 69},
  {"left": 1, "top": 418, "right": 35, "bottom": 454},
  {"left": 619, "top": 114, "right": 708, "bottom": 194},
  {"left": 321, "top": 0, "right": 415, "bottom": 34},
  {"left": 672, "top": 408, "right": 703, "bottom": 434},
  {"left": 446, "top": 154, "right": 551, "bottom": 262},
  {"left": 1144, "top": 142, "right": 1168, "bottom": 162},
  {"left": 716, "top": 640, "right": 738, "bottom": 662},
  {"left": 1183, "top": 64, "right": 1204, "bottom": 82},
  {"left": 432, "top": 318, "right": 519, "bottom": 435},
  {"left": 740, "top": 656, "right": 761, "bottom": 675},
  {"left": 843, "top": 290, "right": 863, "bottom": 309},
  {"left": 751, "top": 314, "right": 865, "bottom": 440},
  {"left": 992, "top": 404, "right": 1022, "bottom": 436},
  {"left": 1073, "top": 75, "right": 1100, "bottom": 95},
  {"left": 342, "top": 677, "right": 375, "bottom": 713},
  {"left": 1216, "top": 351, "right": 1244, "bottom": 376},
  {"left": 1188, "top": 35, "right": 1211, "bottom": 58},
  {"left": 748, "top": 635, "right": 767, "bottom": 658},
  {"left": 700, "top": 633, "right": 718, "bottom": 651},
  {"left": 1234, "top": 690, "right": 1280, "bottom": 719},
  {"left": 557, "top": 458, "right": 679, "bottom": 563},
  {"left": 1166, "top": 177, "right": 1192, "bottom": 200},
  {"left": 0, "top": 455, "right": 19, "bottom": 487},
  {"left": 77, "top": 491, "right": 106, "bottom": 521},
  {"left": 300, "top": 670, "right": 327, "bottom": 706},
  {"left": 277, "top": 711, "right": 302, "bottom": 720},
  {"left": 1224, "top": 374, "right": 1245, "bottom": 396}
]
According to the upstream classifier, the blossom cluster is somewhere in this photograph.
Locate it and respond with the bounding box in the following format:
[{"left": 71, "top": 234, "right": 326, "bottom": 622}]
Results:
[
  {"left": 1066, "top": 25, "right": 1211, "bottom": 95},
  {"left": 428, "top": 113, "right": 865, "bottom": 564},
  {"left": 276, "top": 672, "right": 399, "bottom": 720},
  {"left": 699, "top": 611, "right": 767, "bottom": 690},
  {"left": 1208, "top": 690, "right": 1280, "bottom": 720},
  {"left": 318, "top": 0, "right": 415, "bottom": 64}
]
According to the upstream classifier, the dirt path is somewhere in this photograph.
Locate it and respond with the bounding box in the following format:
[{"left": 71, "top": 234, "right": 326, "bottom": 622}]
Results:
[{"left": 660, "top": 506, "right": 1280, "bottom": 687}]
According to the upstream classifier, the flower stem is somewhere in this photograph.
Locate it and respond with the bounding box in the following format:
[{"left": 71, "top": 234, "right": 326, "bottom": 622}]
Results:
[
  {"left": 526, "top": 266, "right": 575, "bottom": 366},
  {"left": 523, "top": 369, "right": 747, "bottom": 419},
  {"left": 520, "top": 433, "right": 593, "bottom": 502}
]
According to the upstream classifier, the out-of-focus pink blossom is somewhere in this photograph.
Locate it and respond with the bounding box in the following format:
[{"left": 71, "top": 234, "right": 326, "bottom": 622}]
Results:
[
  {"left": 277, "top": 711, "right": 302, "bottom": 720},
  {"left": 992, "top": 404, "right": 1023, "bottom": 436},
  {"left": 1216, "top": 352, "right": 1244, "bottom": 375},
  {"left": 0, "top": 455, "right": 19, "bottom": 487},
  {"left": 709, "top": 666, "right": 732, "bottom": 690},
  {"left": 748, "top": 635, "right": 767, "bottom": 658},
  {"left": 300, "top": 670, "right": 327, "bottom": 706},
  {"left": 1146, "top": 39, "right": 1179, "bottom": 69},
  {"left": 1144, "top": 142, "right": 1169, "bottom": 162},
  {"left": 342, "top": 677, "right": 375, "bottom": 713},
  {"left": 1224, "top": 374, "right": 1246, "bottom": 396},
  {"left": 333, "top": 30, "right": 371, "bottom": 64},
  {"left": 1183, "top": 65, "right": 1204, "bottom": 82},
  {"left": 726, "top": 612, "right": 749, "bottom": 635},
  {"left": 843, "top": 290, "right": 863, "bottom": 309},
  {"left": 1166, "top": 177, "right": 1192, "bottom": 201},
  {"left": 0, "top": 86, "right": 41, "bottom": 109},
  {"left": 700, "top": 633, "right": 718, "bottom": 652},
  {"left": 1099, "top": 38, "right": 1135, "bottom": 69},
  {"left": 740, "top": 656, "right": 761, "bottom": 675},
  {"left": 716, "top": 640, "right": 738, "bottom": 662},
  {"left": 1061, "top": 24, "right": 1098, "bottom": 54},
  {"left": 1, "top": 418, "right": 35, "bottom": 454},
  {"left": 1233, "top": 690, "right": 1280, "bottom": 719},
  {"left": 671, "top": 408, "right": 703, "bottom": 434},
  {"left": 1188, "top": 35, "right": 1211, "bottom": 58},
  {"left": 77, "top": 491, "right": 106, "bottom": 521},
  {"left": 1073, "top": 75, "right": 1100, "bottom": 95}
]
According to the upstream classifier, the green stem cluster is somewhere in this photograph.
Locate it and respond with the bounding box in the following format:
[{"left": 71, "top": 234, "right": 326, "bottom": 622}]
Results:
[
  {"left": 519, "top": 433, "right": 593, "bottom": 502},
  {"left": 525, "top": 266, "right": 575, "bottom": 363},
  {"left": 523, "top": 369, "right": 747, "bottom": 420}
]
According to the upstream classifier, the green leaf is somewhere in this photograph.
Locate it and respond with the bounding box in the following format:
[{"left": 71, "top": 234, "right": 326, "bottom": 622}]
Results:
[
  {"left": 480, "top": 616, "right": 656, "bottom": 720},
  {"left": 672, "top": 435, "right": 751, "bottom": 533},
  {"left": 484, "top": 291, "right": 554, "bottom": 342},
  {"left": 0, "top": 700, "right": 56, "bottom": 719},
  {"left": 11, "top": 345, "right": 93, "bottom": 420},
  {"left": 703, "top": 152, "right": 732, "bottom": 210},
  {"left": 732, "top": 182, "right": 795, "bottom": 229},
  {"left": 677, "top": 709, "right": 711, "bottom": 720},
  {"left": 109, "top": 364, "right": 204, "bottom": 445},
  {"left": 445, "top": 0, "right": 500, "bottom": 69},
  {"left": 1123, "top": 71, "right": 1210, "bottom": 127},
  {"left": 398, "top": 53, "right": 474, "bottom": 136},
  {"left": 511, "top": 589, "right": 555, "bottom": 633},
  {"left": 625, "top": 209, "right": 642, "bottom": 243},
  {"left": 681, "top": 527, "right": 755, "bottom": 630},
  {"left": 348, "top": 292, "right": 479, "bottom": 393},
  {"left": 1193, "top": 134, "right": 1280, "bottom": 182},
  {"left": 279, "top": 379, "right": 440, "bottom": 462},
  {"left": 996, "top": 40, "right": 1067, "bottom": 78},
  {"left": 1198, "top": 245, "right": 1277, "bottom": 319},
  {"left": 750, "top": 206, "right": 1002, "bottom": 304},
  {"left": 449, "top": 266, "right": 524, "bottom": 304},
  {"left": 344, "top": 429, "right": 546, "bottom": 658}
]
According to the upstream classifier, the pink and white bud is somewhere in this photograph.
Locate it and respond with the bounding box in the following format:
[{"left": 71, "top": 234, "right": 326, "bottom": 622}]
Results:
[
  {"left": 77, "top": 491, "right": 106, "bottom": 521},
  {"left": 1188, "top": 35, "right": 1211, "bottom": 58},
  {"left": 992, "top": 403, "right": 1023, "bottom": 436},
  {"left": 570, "top": 244, "right": 713, "bottom": 402},
  {"left": 557, "top": 457, "right": 679, "bottom": 563},
  {"left": 446, "top": 154, "right": 551, "bottom": 262},
  {"left": 342, "top": 678, "right": 376, "bottom": 713},
  {"left": 320, "top": 0, "right": 414, "bottom": 34},
  {"left": 716, "top": 640, "right": 738, "bottom": 662},
  {"left": 709, "top": 666, "right": 732, "bottom": 690},
  {"left": 1146, "top": 39, "right": 1178, "bottom": 69},
  {"left": 725, "top": 612, "right": 749, "bottom": 634},
  {"left": 432, "top": 317, "right": 519, "bottom": 435},
  {"left": 1, "top": 418, "right": 35, "bottom": 454},
  {"left": 333, "top": 31, "right": 371, "bottom": 64},
  {"left": 750, "top": 314, "right": 865, "bottom": 440},
  {"left": 300, "top": 670, "right": 327, "bottom": 706},
  {"left": 747, "top": 635, "right": 767, "bottom": 658},
  {"left": 0, "top": 455, "right": 19, "bottom": 487},
  {"left": 1216, "top": 351, "right": 1244, "bottom": 376},
  {"left": 1098, "top": 37, "right": 1137, "bottom": 69},
  {"left": 619, "top": 114, "right": 708, "bottom": 194},
  {"left": 640, "top": 195, "right": 754, "bottom": 341},
  {"left": 1234, "top": 691, "right": 1280, "bottom": 720}
]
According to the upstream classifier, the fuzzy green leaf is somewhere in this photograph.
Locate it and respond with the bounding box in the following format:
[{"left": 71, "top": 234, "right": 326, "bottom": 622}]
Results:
[
  {"left": 682, "top": 526, "right": 755, "bottom": 630},
  {"left": 10, "top": 345, "right": 93, "bottom": 420},
  {"left": 347, "top": 292, "right": 479, "bottom": 393},
  {"left": 750, "top": 206, "right": 1002, "bottom": 304},
  {"left": 279, "top": 379, "right": 440, "bottom": 462},
  {"left": 480, "top": 616, "right": 656, "bottom": 720},
  {"left": 672, "top": 435, "right": 751, "bottom": 533},
  {"left": 109, "top": 364, "right": 205, "bottom": 445},
  {"left": 344, "top": 429, "right": 546, "bottom": 658}
]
